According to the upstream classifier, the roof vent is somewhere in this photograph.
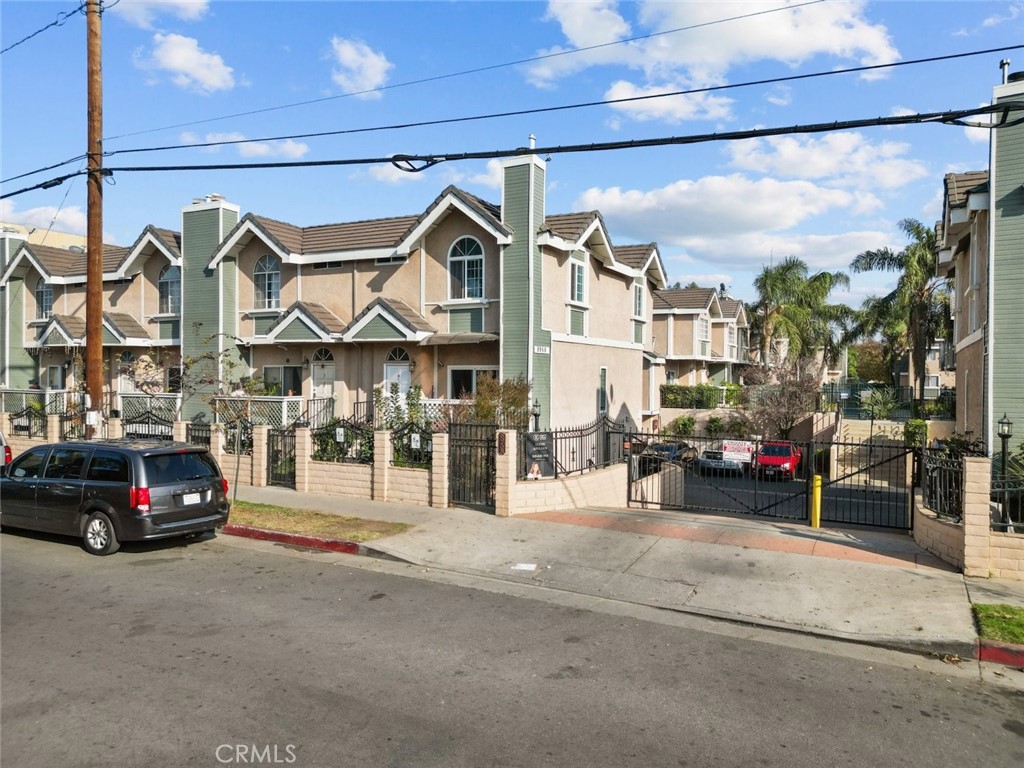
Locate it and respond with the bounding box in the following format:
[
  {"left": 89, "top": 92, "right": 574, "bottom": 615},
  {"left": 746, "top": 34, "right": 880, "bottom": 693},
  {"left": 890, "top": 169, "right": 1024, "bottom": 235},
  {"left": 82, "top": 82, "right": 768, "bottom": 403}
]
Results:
[
  {"left": 1008, "top": 71, "right": 1024, "bottom": 83},
  {"left": 206, "top": 193, "right": 225, "bottom": 202},
  {"left": 68, "top": 245, "right": 85, "bottom": 253}
]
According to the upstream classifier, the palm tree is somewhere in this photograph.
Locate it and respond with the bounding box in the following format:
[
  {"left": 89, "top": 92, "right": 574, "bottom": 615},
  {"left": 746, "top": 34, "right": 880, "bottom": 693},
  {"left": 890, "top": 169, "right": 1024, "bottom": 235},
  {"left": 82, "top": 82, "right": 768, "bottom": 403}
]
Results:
[
  {"left": 750, "top": 256, "right": 851, "bottom": 376},
  {"left": 850, "top": 218, "right": 950, "bottom": 403}
]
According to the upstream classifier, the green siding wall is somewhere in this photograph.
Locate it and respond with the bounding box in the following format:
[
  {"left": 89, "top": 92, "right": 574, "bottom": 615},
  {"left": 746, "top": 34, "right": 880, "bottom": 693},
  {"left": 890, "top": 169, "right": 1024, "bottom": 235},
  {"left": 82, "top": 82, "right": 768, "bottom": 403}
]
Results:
[
  {"left": 276, "top": 317, "right": 320, "bottom": 341},
  {"left": 501, "top": 163, "right": 531, "bottom": 380},
  {"left": 993, "top": 88, "right": 1024, "bottom": 451},
  {"left": 6, "top": 277, "right": 33, "bottom": 387},
  {"left": 101, "top": 327, "right": 118, "bottom": 345},
  {"left": 181, "top": 204, "right": 238, "bottom": 419},
  {"left": 254, "top": 315, "right": 276, "bottom": 335},
  {"left": 353, "top": 316, "right": 403, "bottom": 340},
  {"left": 159, "top": 319, "right": 180, "bottom": 341},
  {"left": 449, "top": 308, "right": 483, "bottom": 333},
  {"left": 570, "top": 309, "right": 585, "bottom": 336}
]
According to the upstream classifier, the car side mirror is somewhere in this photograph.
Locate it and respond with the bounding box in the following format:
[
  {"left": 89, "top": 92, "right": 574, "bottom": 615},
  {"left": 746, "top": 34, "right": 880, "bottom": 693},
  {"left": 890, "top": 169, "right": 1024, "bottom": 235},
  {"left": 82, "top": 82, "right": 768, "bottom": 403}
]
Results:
[{"left": 0, "top": 464, "right": 8, "bottom": 477}]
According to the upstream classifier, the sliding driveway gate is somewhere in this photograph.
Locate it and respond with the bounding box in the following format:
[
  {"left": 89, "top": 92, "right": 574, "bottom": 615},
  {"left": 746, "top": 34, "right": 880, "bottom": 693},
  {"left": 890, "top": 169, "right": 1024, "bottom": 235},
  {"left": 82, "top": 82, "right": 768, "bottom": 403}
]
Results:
[{"left": 626, "top": 433, "right": 915, "bottom": 530}]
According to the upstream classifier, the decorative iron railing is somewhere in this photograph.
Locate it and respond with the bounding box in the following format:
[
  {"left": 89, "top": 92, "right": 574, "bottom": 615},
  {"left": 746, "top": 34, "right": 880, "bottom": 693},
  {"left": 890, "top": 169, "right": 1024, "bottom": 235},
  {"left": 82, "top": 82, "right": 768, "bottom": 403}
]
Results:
[
  {"left": 186, "top": 417, "right": 212, "bottom": 448},
  {"left": 8, "top": 406, "right": 47, "bottom": 439},
  {"left": 391, "top": 421, "right": 433, "bottom": 469},
  {"left": 517, "top": 417, "right": 627, "bottom": 479},
  {"left": 310, "top": 418, "right": 373, "bottom": 464},
  {"left": 223, "top": 418, "right": 254, "bottom": 456}
]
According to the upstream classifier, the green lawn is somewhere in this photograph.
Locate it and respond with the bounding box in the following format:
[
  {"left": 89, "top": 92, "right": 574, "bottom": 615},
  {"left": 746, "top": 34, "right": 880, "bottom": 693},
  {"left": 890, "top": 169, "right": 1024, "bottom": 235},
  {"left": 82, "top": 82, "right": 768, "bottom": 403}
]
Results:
[
  {"left": 229, "top": 500, "right": 411, "bottom": 542},
  {"left": 973, "top": 603, "right": 1024, "bottom": 645}
]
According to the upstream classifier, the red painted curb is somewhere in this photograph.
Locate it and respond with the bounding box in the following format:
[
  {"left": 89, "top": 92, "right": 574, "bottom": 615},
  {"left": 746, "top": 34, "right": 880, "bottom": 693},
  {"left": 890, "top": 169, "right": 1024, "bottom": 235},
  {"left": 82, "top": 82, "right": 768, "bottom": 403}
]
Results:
[
  {"left": 224, "top": 524, "right": 360, "bottom": 555},
  {"left": 977, "top": 639, "right": 1024, "bottom": 667}
]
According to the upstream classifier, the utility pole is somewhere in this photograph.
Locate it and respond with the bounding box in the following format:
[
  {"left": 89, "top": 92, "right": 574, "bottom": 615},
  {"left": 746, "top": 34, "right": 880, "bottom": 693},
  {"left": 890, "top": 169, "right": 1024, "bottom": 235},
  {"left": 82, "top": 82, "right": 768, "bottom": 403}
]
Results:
[{"left": 85, "top": 0, "right": 103, "bottom": 435}]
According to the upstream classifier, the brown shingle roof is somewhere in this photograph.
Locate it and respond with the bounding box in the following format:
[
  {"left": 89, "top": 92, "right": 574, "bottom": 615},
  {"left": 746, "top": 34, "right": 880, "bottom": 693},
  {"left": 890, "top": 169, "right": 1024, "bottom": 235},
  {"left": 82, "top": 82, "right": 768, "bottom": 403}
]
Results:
[
  {"left": 345, "top": 297, "right": 436, "bottom": 336},
  {"left": 267, "top": 301, "right": 348, "bottom": 336},
  {"left": 50, "top": 314, "right": 86, "bottom": 340},
  {"left": 945, "top": 171, "right": 988, "bottom": 209},
  {"left": 248, "top": 213, "right": 421, "bottom": 255},
  {"left": 542, "top": 212, "right": 598, "bottom": 242},
  {"left": 653, "top": 288, "right": 717, "bottom": 310},
  {"left": 104, "top": 312, "right": 150, "bottom": 340},
  {"left": 149, "top": 227, "right": 182, "bottom": 260},
  {"left": 719, "top": 299, "right": 744, "bottom": 320},
  {"left": 615, "top": 244, "right": 655, "bottom": 269},
  {"left": 23, "top": 243, "right": 127, "bottom": 278}
]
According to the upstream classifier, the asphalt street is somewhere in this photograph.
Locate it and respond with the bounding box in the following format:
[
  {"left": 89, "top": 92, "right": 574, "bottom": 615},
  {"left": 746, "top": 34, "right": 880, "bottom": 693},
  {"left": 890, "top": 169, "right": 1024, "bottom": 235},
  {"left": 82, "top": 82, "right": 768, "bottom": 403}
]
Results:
[{"left": 2, "top": 530, "right": 1022, "bottom": 768}]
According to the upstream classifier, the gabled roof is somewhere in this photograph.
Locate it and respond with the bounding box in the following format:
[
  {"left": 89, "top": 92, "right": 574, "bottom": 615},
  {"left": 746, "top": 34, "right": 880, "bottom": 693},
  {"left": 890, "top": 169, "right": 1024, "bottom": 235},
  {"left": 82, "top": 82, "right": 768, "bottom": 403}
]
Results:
[
  {"left": 0, "top": 241, "right": 127, "bottom": 285},
  {"left": 119, "top": 225, "right": 182, "bottom": 275},
  {"left": 103, "top": 312, "right": 150, "bottom": 341},
  {"left": 342, "top": 297, "right": 435, "bottom": 343},
  {"left": 718, "top": 299, "right": 748, "bottom": 325},
  {"left": 614, "top": 243, "right": 668, "bottom": 290},
  {"left": 264, "top": 301, "right": 348, "bottom": 341},
  {"left": 653, "top": 288, "right": 721, "bottom": 313},
  {"left": 37, "top": 314, "right": 87, "bottom": 345},
  {"left": 395, "top": 185, "right": 512, "bottom": 255}
]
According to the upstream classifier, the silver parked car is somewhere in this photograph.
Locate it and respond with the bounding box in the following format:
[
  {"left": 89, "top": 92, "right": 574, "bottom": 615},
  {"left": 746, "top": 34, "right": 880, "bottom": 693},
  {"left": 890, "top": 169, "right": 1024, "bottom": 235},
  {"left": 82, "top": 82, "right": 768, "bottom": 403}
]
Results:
[{"left": 0, "top": 439, "right": 230, "bottom": 555}]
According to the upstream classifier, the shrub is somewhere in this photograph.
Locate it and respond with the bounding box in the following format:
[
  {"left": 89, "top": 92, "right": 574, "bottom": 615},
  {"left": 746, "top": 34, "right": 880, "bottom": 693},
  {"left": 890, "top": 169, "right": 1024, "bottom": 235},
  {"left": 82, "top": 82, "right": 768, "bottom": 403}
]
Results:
[
  {"left": 704, "top": 415, "right": 725, "bottom": 437},
  {"left": 724, "top": 415, "right": 750, "bottom": 439},
  {"left": 904, "top": 419, "right": 927, "bottom": 448},
  {"left": 669, "top": 415, "right": 695, "bottom": 436}
]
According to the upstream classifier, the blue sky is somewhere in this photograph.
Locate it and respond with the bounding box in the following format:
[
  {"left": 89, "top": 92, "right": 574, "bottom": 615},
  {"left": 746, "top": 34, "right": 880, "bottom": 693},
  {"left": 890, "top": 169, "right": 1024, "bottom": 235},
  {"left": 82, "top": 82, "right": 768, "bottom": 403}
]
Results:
[{"left": 2, "top": 0, "right": 1020, "bottom": 305}]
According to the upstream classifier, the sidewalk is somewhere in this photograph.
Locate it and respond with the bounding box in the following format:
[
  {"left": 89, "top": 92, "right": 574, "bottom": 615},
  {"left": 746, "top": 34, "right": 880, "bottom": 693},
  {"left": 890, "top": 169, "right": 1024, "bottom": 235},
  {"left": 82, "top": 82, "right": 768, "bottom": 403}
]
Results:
[{"left": 230, "top": 486, "right": 1024, "bottom": 662}]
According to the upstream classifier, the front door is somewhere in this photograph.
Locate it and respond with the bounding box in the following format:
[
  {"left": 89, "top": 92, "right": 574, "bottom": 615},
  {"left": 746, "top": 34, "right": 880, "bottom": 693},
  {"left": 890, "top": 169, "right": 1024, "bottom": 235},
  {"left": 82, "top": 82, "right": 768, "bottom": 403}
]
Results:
[
  {"left": 384, "top": 364, "right": 412, "bottom": 396},
  {"left": 312, "top": 363, "right": 335, "bottom": 399}
]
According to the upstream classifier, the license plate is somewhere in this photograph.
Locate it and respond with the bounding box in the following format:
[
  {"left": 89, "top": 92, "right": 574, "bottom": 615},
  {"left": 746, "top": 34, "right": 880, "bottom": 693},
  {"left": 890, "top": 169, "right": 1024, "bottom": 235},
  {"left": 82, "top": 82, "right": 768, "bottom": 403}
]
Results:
[{"left": 183, "top": 492, "right": 201, "bottom": 505}]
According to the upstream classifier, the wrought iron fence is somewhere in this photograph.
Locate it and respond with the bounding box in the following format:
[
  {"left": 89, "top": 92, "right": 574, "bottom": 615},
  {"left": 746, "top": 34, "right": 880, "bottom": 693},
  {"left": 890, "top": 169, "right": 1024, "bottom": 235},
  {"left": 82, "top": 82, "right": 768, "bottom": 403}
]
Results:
[
  {"left": 122, "top": 409, "right": 174, "bottom": 440},
  {"left": 8, "top": 406, "right": 47, "bottom": 439},
  {"left": 992, "top": 452, "right": 1024, "bottom": 533},
  {"left": 921, "top": 449, "right": 967, "bottom": 522},
  {"left": 305, "top": 397, "right": 335, "bottom": 428},
  {"left": 391, "top": 421, "right": 433, "bottom": 469},
  {"left": 186, "top": 418, "right": 212, "bottom": 448},
  {"left": 223, "top": 418, "right": 254, "bottom": 456},
  {"left": 310, "top": 418, "right": 373, "bottom": 464},
  {"left": 517, "top": 417, "right": 627, "bottom": 479},
  {"left": 59, "top": 410, "right": 86, "bottom": 441}
]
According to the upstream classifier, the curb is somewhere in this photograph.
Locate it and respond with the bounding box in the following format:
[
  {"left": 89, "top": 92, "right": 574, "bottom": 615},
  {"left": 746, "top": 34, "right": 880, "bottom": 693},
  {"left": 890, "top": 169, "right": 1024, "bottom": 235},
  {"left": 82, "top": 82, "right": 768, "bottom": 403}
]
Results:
[
  {"left": 977, "top": 638, "right": 1024, "bottom": 668},
  {"left": 221, "top": 525, "right": 1015, "bottom": 668},
  {"left": 223, "top": 524, "right": 361, "bottom": 555}
]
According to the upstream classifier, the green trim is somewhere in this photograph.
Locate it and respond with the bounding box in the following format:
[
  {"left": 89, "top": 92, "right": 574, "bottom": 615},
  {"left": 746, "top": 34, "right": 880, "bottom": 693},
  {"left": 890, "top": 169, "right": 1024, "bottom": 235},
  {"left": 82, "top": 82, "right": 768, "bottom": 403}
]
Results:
[
  {"left": 353, "top": 315, "right": 404, "bottom": 340},
  {"left": 276, "top": 317, "right": 321, "bottom": 341},
  {"left": 449, "top": 307, "right": 483, "bottom": 333}
]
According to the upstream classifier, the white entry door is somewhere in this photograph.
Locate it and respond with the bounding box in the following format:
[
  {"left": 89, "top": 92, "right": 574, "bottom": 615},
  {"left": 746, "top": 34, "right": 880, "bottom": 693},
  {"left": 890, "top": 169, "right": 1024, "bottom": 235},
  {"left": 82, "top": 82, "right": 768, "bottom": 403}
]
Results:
[
  {"left": 312, "top": 363, "right": 335, "bottom": 399},
  {"left": 384, "top": 363, "right": 412, "bottom": 395}
]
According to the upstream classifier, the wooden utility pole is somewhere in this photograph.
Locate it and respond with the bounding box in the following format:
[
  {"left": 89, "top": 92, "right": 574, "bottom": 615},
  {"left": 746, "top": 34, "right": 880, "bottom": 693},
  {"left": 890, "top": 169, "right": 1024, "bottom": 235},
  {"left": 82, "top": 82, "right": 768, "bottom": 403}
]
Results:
[{"left": 85, "top": 0, "right": 103, "bottom": 433}]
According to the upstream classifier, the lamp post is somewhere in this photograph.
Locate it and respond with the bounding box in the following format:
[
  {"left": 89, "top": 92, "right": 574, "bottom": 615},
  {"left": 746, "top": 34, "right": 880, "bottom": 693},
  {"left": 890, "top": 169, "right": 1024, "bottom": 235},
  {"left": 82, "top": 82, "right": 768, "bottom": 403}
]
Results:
[
  {"left": 998, "top": 413, "right": 1013, "bottom": 523},
  {"left": 531, "top": 399, "right": 541, "bottom": 432}
]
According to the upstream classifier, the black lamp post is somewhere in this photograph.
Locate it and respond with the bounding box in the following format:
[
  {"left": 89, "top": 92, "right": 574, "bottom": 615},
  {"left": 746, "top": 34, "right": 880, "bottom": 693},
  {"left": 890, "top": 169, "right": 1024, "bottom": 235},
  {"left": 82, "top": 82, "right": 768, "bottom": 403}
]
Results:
[
  {"left": 531, "top": 399, "right": 541, "bottom": 432},
  {"left": 998, "top": 413, "right": 1013, "bottom": 522}
]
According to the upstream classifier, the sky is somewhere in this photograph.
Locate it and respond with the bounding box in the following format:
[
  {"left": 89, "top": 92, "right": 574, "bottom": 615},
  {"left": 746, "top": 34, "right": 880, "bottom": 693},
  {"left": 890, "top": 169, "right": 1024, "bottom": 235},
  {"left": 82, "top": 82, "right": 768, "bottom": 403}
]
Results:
[{"left": 1, "top": 0, "right": 1021, "bottom": 306}]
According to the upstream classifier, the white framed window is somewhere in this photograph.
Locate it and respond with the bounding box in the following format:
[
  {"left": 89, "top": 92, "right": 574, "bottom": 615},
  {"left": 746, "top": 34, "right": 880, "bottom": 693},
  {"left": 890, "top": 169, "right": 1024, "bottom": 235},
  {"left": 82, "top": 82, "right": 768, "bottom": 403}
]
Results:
[
  {"left": 925, "top": 374, "right": 940, "bottom": 388},
  {"left": 698, "top": 317, "right": 710, "bottom": 341},
  {"left": 263, "top": 365, "right": 302, "bottom": 396},
  {"left": 449, "top": 367, "right": 498, "bottom": 398},
  {"left": 254, "top": 255, "right": 281, "bottom": 309},
  {"left": 570, "top": 259, "right": 586, "bottom": 304},
  {"left": 35, "top": 278, "right": 53, "bottom": 319},
  {"left": 666, "top": 370, "right": 677, "bottom": 384},
  {"left": 633, "top": 283, "right": 644, "bottom": 318},
  {"left": 158, "top": 265, "right": 181, "bottom": 314},
  {"left": 448, "top": 237, "right": 484, "bottom": 300}
]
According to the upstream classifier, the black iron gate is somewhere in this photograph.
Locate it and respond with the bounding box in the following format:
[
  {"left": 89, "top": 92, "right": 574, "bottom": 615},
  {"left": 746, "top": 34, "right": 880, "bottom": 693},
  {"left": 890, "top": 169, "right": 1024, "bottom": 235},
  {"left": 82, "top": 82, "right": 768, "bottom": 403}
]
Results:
[
  {"left": 122, "top": 409, "right": 173, "bottom": 440},
  {"left": 267, "top": 426, "right": 297, "bottom": 489},
  {"left": 449, "top": 422, "right": 496, "bottom": 510},
  {"left": 819, "top": 440, "right": 914, "bottom": 529},
  {"left": 626, "top": 434, "right": 810, "bottom": 522}
]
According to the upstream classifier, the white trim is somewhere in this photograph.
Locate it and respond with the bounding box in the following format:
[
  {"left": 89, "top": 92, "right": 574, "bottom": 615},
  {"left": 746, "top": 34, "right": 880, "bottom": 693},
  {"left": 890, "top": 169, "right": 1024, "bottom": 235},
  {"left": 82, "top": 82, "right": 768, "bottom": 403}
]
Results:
[
  {"left": 119, "top": 230, "right": 180, "bottom": 277},
  {"left": 341, "top": 304, "right": 432, "bottom": 343},
  {"left": 429, "top": 298, "right": 495, "bottom": 310},
  {"left": 207, "top": 218, "right": 287, "bottom": 269},
  {"left": 265, "top": 312, "right": 331, "bottom": 343},
  {"left": 397, "top": 195, "right": 512, "bottom": 255},
  {"left": 550, "top": 332, "right": 642, "bottom": 351}
]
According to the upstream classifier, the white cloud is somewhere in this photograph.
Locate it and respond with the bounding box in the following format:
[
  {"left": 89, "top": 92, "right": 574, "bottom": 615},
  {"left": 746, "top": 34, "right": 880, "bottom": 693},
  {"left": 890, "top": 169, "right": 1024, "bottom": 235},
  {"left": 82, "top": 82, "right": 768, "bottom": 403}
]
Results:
[
  {"left": 726, "top": 132, "right": 927, "bottom": 190},
  {"left": 890, "top": 106, "right": 916, "bottom": 117},
  {"left": 369, "top": 163, "right": 427, "bottom": 184},
  {"left": 982, "top": 1, "right": 1022, "bottom": 27},
  {"left": 467, "top": 160, "right": 504, "bottom": 189},
  {"left": 180, "top": 131, "right": 308, "bottom": 158},
  {"left": 577, "top": 175, "right": 864, "bottom": 246},
  {"left": 112, "top": 0, "right": 209, "bottom": 30},
  {"left": 329, "top": 37, "right": 393, "bottom": 99},
  {"left": 134, "top": 33, "right": 235, "bottom": 94},
  {"left": 604, "top": 80, "right": 733, "bottom": 122},
  {"left": 530, "top": 0, "right": 900, "bottom": 93},
  {"left": 921, "top": 186, "right": 945, "bottom": 221},
  {"left": 765, "top": 85, "right": 792, "bottom": 107},
  {"left": 964, "top": 103, "right": 993, "bottom": 144},
  {"left": 1, "top": 200, "right": 87, "bottom": 236}
]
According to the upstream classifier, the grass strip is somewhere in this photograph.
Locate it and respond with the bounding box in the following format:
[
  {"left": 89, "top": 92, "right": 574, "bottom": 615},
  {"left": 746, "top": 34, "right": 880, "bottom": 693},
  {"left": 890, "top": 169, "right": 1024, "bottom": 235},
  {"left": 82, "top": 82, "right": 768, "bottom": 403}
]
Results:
[
  {"left": 230, "top": 500, "right": 411, "bottom": 543},
  {"left": 973, "top": 603, "right": 1024, "bottom": 645}
]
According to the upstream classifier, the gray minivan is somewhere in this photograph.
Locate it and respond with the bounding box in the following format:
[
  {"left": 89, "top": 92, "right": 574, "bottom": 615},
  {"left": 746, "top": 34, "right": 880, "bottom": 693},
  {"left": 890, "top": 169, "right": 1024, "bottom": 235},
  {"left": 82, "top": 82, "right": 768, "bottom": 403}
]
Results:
[{"left": 0, "top": 439, "right": 230, "bottom": 555}]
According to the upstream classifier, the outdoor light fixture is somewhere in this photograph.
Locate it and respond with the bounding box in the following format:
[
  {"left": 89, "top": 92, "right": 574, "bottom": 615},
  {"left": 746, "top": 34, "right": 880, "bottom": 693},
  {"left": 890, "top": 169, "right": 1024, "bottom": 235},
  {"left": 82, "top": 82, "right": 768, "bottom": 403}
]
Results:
[
  {"left": 409, "top": 359, "right": 416, "bottom": 372},
  {"left": 531, "top": 399, "right": 541, "bottom": 432},
  {"left": 302, "top": 357, "right": 310, "bottom": 370},
  {"left": 998, "top": 413, "right": 1014, "bottom": 514},
  {"left": 998, "top": 413, "right": 1013, "bottom": 439}
]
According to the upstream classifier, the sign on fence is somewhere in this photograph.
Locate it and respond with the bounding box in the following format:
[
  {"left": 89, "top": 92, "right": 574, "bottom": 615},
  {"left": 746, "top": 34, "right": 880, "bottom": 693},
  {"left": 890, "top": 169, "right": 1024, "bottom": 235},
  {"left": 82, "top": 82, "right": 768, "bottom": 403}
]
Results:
[
  {"left": 722, "top": 440, "right": 754, "bottom": 463},
  {"left": 524, "top": 431, "right": 554, "bottom": 479}
]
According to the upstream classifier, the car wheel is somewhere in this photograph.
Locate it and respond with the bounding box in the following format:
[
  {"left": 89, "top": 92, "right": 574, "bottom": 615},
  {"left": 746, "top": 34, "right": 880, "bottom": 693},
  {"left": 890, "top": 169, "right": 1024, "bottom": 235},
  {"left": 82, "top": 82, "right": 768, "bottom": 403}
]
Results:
[{"left": 83, "top": 511, "right": 120, "bottom": 556}]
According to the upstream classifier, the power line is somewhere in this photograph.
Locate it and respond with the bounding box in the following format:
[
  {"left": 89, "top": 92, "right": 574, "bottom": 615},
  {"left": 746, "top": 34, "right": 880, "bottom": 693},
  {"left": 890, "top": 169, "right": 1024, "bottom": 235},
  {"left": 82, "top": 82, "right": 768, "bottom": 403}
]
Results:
[
  {"left": 0, "top": 2, "right": 85, "bottom": 56},
  {"left": 7, "top": 42, "right": 1022, "bottom": 186},
  {"left": 101, "top": 44, "right": 1024, "bottom": 157},
  {"left": 103, "top": 0, "right": 826, "bottom": 141},
  {"left": 4, "top": 102, "right": 1019, "bottom": 200}
]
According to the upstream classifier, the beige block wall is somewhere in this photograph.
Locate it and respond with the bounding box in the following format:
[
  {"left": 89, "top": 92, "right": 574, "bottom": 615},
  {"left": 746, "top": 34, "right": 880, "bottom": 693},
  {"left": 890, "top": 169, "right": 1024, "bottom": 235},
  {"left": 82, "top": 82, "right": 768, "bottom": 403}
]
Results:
[
  {"left": 388, "top": 466, "right": 431, "bottom": 506},
  {"left": 912, "top": 492, "right": 965, "bottom": 570},
  {"left": 305, "top": 461, "right": 373, "bottom": 498},
  {"left": 954, "top": 338, "right": 984, "bottom": 438},
  {"left": 988, "top": 533, "right": 1024, "bottom": 579}
]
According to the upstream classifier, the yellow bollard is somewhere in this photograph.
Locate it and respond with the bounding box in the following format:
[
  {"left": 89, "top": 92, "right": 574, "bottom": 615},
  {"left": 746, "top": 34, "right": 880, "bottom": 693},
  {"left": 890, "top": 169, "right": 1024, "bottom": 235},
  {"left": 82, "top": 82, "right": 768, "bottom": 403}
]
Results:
[{"left": 811, "top": 474, "right": 822, "bottom": 528}]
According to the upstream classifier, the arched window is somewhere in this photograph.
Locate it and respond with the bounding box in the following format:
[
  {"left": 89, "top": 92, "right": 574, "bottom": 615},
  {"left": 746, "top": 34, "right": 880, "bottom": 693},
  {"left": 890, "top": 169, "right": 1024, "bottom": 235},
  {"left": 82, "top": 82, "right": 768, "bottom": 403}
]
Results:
[
  {"left": 35, "top": 278, "right": 53, "bottom": 319},
  {"left": 313, "top": 348, "right": 334, "bottom": 362},
  {"left": 158, "top": 265, "right": 181, "bottom": 314},
  {"left": 254, "top": 255, "right": 281, "bottom": 309},
  {"left": 448, "top": 237, "right": 484, "bottom": 300},
  {"left": 385, "top": 347, "right": 410, "bottom": 363}
]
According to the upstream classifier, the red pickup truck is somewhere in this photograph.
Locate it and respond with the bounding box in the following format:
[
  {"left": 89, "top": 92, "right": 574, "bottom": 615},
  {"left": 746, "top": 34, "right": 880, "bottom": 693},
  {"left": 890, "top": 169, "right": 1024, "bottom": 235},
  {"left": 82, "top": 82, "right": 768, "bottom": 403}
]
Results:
[{"left": 752, "top": 441, "right": 803, "bottom": 480}]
